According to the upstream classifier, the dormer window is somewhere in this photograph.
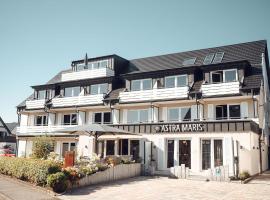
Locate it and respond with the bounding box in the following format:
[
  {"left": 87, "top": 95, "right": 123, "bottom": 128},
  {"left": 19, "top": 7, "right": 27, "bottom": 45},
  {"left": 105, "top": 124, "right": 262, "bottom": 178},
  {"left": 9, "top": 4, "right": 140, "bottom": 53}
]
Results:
[
  {"left": 90, "top": 83, "right": 108, "bottom": 95},
  {"left": 64, "top": 87, "right": 81, "bottom": 97},
  {"left": 165, "top": 75, "right": 187, "bottom": 88},
  {"left": 76, "top": 60, "right": 109, "bottom": 71},
  {"left": 37, "top": 90, "right": 47, "bottom": 99},
  {"left": 131, "top": 79, "right": 152, "bottom": 91},
  {"left": 210, "top": 69, "right": 237, "bottom": 83}
]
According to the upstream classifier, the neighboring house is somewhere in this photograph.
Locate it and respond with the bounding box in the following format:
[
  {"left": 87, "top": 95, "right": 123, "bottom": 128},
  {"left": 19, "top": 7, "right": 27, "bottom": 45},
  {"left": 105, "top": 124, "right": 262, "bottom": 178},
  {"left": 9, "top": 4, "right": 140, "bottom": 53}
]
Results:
[
  {"left": 16, "top": 40, "right": 270, "bottom": 177},
  {"left": 0, "top": 117, "right": 17, "bottom": 155}
]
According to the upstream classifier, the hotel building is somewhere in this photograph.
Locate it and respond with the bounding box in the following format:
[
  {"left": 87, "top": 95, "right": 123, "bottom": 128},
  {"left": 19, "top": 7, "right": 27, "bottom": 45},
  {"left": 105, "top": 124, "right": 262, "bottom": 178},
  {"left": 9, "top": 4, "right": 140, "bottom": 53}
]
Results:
[{"left": 17, "top": 40, "right": 270, "bottom": 177}]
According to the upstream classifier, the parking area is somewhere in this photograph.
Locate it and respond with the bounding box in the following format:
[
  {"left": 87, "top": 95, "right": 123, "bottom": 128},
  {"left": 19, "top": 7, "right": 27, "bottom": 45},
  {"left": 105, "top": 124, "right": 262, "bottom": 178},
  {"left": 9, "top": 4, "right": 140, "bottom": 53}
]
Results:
[{"left": 60, "top": 175, "right": 270, "bottom": 200}]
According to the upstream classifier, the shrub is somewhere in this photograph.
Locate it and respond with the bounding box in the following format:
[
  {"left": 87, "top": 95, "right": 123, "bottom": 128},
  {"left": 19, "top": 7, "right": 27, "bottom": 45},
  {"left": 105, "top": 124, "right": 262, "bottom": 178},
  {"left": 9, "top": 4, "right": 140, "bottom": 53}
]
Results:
[
  {"left": 104, "top": 156, "right": 122, "bottom": 166},
  {"left": 239, "top": 171, "right": 250, "bottom": 181},
  {"left": 0, "top": 157, "right": 61, "bottom": 185},
  {"left": 32, "top": 136, "right": 54, "bottom": 159},
  {"left": 47, "top": 172, "right": 68, "bottom": 193}
]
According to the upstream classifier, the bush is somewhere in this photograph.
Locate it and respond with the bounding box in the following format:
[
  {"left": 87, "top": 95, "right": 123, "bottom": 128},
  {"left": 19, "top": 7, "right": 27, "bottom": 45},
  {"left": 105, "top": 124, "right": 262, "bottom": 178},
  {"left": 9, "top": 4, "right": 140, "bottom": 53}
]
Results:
[
  {"left": 47, "top": 172, "right": 68, "bottom": 193},
  {"left": 104, "top": 156, "right": 122, "bottom": 166},
  {"left": 32, "top": 136, "right": 54, "bottom": 159},
  {"left": 0, "top": 157, "right": 61, "bottom": 185},
  {"left": 239, "top": 171, "right": 250, "bottom": 181}
]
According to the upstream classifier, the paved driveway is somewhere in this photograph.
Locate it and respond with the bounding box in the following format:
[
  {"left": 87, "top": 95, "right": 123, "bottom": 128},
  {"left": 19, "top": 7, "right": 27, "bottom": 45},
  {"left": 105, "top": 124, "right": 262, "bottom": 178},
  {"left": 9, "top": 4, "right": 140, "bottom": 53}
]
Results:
[{"left": 60, "top": 176, "right": 270, "bottom": 200}]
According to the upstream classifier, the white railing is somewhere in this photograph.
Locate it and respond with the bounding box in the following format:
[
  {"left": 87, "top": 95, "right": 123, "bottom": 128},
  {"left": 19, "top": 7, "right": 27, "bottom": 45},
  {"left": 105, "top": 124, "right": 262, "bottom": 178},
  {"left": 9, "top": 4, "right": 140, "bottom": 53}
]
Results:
[
  {"left": 201, "top": 81, "right": 240, "bottom": 97},
  {"left": 26, "top": 99, "right": 45, "bottom": 109},
  {"left": 17, "top": 125, "right": 76, "bottom": 135},
  {"left": 61, "top": 68, "right": 114, "bottom": 81},
  {"left": 52, "top": 94, "right": 104, "bottom": 107},
  {"left": 119, "top": 87, "right": 189, "bottom": 103}
]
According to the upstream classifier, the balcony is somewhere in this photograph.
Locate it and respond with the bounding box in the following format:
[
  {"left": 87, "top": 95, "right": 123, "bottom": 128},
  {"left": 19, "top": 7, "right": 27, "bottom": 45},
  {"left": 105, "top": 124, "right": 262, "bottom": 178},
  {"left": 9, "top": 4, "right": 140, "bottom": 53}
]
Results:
[
  {"left": 61, "top": 68, "right": 114, "bottom": 82},
  {"left": 25, "top": 99, "right": 45, "bottom": 109},
  {"left": 17, "top": 125, "right": 77, "bottom": 135},
  {"left": 201, "top": 81, "right": 240, "bottom": 97},
  {"left": 51, "top": 94, "right": 104, "bottom": 108},
  {"left": 119, "top": 87, "right": 189, "bottom": 103}
]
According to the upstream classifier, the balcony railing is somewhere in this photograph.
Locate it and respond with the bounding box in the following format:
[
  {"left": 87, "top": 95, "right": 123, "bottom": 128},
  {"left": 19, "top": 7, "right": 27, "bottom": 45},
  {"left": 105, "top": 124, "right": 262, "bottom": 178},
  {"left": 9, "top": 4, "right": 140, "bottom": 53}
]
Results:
[
  {"left": 201, "top": 81, "right": 240, "bottom": 97},
  {"left": 119, "top": 86, "right": 189, "bottom": 103},
  {"left": 61, "top": 68, "right": 114, "bottom": 81},
  {"left": 25, "top": 99, "right": 45, "bottom": 109},
  {"left": 17, "top": 125, "right": 77, "bottom": 135},
  {"left": 51, "top": 94, "right": 104, "bottom": 108}
]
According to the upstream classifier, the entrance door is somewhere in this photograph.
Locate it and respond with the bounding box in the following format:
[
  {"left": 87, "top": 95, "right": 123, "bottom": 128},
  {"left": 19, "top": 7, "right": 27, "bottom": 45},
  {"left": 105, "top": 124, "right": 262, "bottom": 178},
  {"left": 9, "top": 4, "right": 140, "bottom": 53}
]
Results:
[
  {"left": 179, "top": 140, "right": 191, "bottom": 168},
  {"left": 167, "top": 140, "right": 174, "bottom": 168}
]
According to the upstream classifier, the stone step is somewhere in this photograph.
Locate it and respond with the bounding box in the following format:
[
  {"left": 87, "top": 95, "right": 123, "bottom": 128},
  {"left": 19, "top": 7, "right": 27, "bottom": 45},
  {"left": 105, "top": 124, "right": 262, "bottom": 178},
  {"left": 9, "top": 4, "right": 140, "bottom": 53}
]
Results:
[{"left": 187, "top": 175, "right": 209, "bottom": 181}]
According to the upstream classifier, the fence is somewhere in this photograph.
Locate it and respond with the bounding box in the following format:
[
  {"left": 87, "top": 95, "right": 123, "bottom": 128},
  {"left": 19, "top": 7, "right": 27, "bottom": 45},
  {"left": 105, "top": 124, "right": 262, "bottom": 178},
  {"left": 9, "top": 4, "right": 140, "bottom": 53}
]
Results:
[{"left": 74, "top": 163, "right": 141, "bottom": 188}]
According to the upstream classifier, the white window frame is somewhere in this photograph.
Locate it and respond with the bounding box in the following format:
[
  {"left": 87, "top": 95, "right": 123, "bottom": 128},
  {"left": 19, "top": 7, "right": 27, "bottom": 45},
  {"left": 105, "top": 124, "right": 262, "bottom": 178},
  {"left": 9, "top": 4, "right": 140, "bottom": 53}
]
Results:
[
  {"left": 34, "top": 115, "right": 48, "bottom": 126},
  {"left": 130, "top": 78, "right": 152, "bottom": 91},
  {"left": 127, "top": 109, "right": 149, "bottom": 123},
  {"left": 167, "top": 107, "right": 191, "bottom": 122},
  {"left": 62, "top": 113, "right": 78, "bottom": 125},
  {"left": 64, "top": 87, "right": 81, "bottom": 97},
  {"left": 210, "top": 69, "right": 238, "bottom": 83},
  {"left": 215, "top": 104, "right": 241, "bottom": 120},
  {"left": 90, "top": 83, "right": 108, "bottom": 95},
  {"left": 200, "top": 138, "right": 224, "bottom": 171},
  {"left": 61, "top": 142, "right": 77, "bottom": 157},
  {"left": 93, "top": 112, "right": 111, "bottom": 124},
  {"left": 165, "top": 74, "right": 187, "bottom": 88}
]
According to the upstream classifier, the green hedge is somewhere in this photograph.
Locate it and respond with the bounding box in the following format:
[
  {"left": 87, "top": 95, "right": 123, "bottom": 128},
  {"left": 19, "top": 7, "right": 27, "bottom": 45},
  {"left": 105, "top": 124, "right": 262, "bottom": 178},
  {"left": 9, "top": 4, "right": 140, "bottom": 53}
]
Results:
[{"left": 0, "top": 157, "right": 61, "bottom": 185}]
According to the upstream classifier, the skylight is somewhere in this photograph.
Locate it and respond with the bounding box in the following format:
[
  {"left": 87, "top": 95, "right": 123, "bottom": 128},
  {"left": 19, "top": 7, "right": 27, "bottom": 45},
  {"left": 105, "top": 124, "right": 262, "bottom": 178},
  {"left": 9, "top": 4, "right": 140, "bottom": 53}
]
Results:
[
  {"left": 182, "top": 57, "right": 196, "bottom": 66},
  {"left": 212, "top": 52, "right": 224, "bottom": 63},
  {"left": 203, "top": 53, "right": 215, "bottom": 65}
]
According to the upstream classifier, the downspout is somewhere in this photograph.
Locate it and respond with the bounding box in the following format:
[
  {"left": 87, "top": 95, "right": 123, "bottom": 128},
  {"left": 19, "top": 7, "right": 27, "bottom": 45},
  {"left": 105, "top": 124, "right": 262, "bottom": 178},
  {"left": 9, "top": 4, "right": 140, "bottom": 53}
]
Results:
[{"left": 259, "top": 132, "right": 263, "bottom": 174}]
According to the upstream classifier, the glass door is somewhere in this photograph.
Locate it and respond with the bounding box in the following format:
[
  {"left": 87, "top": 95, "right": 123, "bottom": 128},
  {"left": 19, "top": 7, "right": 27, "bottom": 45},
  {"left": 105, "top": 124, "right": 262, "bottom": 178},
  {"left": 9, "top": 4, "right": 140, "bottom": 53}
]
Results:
[
  {"left": 202, "top": 140, "right": 211, "bottom": 170},
  {"left": 167, "top": 140, "right": 174, "bottom": 168},
  {"left": 179, "top": 140, "right": 191, "bottom": 168}
]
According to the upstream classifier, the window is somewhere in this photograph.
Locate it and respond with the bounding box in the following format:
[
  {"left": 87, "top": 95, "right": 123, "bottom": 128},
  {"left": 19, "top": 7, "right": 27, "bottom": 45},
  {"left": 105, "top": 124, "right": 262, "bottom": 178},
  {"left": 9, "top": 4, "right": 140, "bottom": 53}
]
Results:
[
  {"left": 35, "top": 115, "right": 48, "bottom": 126},
  {"left": 130, "top": 140, "right": 140, "bottom": 161},
  {"left": 212, "top": 52, "right": 224, "bottom": 63},
  {"left": 204, "top": 52, "right": 224, "bottom": 65},
  {"left": 202, "top": 140, "right": 211, "bottom": 170},
  {"left": 182, "top": 57, "right": 196, "bottom": 66},
  {"left": 62, "top": 142, "right": 76, "bottom": 157},
  {"left": 90, "top": 83, "right": 108, "bottom": 95},
  {"left": 224, "top": 69, "right": 237, "bottom": 82},
  {"left": 76, "top": 60, "right": 109, "bottom": 71},
  {"left": 106, "top": 140, "right": 115, "bottom": 155},
  {"left": 38, "top": 90, "right": 46, "bottom": 99},
  {"left": 131, "top": 79, "right": 152, "bottom": 91},
  {"left": 165, "top": 75, "right": 187, "bottom": 88},
  {"left": 214, "top": 140, "right": 223, "bottom": 167},
  {"left": 93, "top": 112, "right": 111, "bottom": 124},
  {"left": 203, "top": 53, "right": 215, "bottom": 65},
  {"left": 167, "top": 140, "right": 174, "bottom": 168},
  {"left": 63, "top": 114, "right": 77, "bottom": 125},
  {"left": 127, "top": 109, "right": 149, "bottom": 123},
  {"left": 210, "top": 69, "right": 237, "bottom": 83},
  {"left": 168, "top": 107, "right": 191, "bottom": 122},
  {"left": 215, "top": 104, "right": 240, "bottom": 120},
  {"left": 118, "top": 139, "right": 128, "bottom": 155},
  {"left": 64, "top": 87, "right": 81, "bottom": 97}
]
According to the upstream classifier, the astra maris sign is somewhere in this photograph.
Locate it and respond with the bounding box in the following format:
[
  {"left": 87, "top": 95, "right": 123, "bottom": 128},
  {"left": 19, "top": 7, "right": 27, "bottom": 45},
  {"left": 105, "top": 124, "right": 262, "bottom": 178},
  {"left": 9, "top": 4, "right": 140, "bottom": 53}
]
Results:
[{"left": 155, "top": 123, "right": 205, "bottom": 133}]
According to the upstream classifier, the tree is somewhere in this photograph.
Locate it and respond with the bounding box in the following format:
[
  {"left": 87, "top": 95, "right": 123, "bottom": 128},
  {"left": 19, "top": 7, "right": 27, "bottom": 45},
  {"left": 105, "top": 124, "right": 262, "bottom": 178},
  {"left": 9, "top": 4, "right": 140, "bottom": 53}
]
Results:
[{"left": 32, "top": 136, "right": 54, "bottom": 159}]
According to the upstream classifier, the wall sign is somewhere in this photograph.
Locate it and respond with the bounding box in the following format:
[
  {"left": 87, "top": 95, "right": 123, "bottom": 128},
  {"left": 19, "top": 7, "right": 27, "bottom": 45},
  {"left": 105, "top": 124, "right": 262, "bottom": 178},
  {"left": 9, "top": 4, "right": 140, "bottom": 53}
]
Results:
[{"left": 155, "top": 123, "right": 204, "bottom": 133}]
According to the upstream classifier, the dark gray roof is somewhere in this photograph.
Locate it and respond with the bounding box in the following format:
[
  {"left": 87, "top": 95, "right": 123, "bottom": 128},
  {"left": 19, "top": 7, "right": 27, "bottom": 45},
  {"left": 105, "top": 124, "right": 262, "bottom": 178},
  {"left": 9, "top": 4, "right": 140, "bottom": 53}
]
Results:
[
  {"left": 242, "top": 74, "right": 263, "bottom": 90},
  {"left": 104, "top": 88, "right": 126, "bottom": 101},
  {"left": 125, "top": 40, "right": 266, "bottom": 75}
]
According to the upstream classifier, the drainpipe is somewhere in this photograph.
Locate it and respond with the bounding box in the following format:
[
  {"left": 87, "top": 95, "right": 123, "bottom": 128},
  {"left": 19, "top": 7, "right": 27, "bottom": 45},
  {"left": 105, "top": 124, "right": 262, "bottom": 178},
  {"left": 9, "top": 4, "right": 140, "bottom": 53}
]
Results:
[{"left": 259, "top": 132, "right": 263, "bottom": 174}]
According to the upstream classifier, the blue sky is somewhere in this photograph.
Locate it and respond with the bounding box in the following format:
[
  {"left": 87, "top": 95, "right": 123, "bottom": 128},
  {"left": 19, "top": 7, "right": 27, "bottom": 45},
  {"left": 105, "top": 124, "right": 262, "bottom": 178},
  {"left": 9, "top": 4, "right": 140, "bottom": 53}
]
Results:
[{"left": 0, "top": 0, "right": 270, "bottom": 122}]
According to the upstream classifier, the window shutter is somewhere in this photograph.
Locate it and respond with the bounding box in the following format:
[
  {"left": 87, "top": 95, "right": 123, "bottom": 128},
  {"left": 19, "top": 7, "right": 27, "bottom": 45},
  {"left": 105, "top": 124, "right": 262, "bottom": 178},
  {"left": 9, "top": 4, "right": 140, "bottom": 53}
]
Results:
[
  {"left": 208, "top": 104, "right": 214, "bottom": 120},
  {"left": 88, "top": 111, "right": 93, "bottom": 124},
  {"left": 28, "top": 115, "right": 35, "bottom": 126},
  {"left": 48, "top": 113, "right": 55, "bottom": 126},
  {"left": 57, "top": 113, "right": 62, "bottom": 125},
  {"left": 240, "top": 102, "right": 249, "bottom": 119},
  {"left": 223, "top": 137, "right": 234, "bottom": 176},
  {"left": 191, "top": 105, "right": 198, "bottom": 121},
  {"left": 122, "top": 109, "right": 127, "bottom": 123}
]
